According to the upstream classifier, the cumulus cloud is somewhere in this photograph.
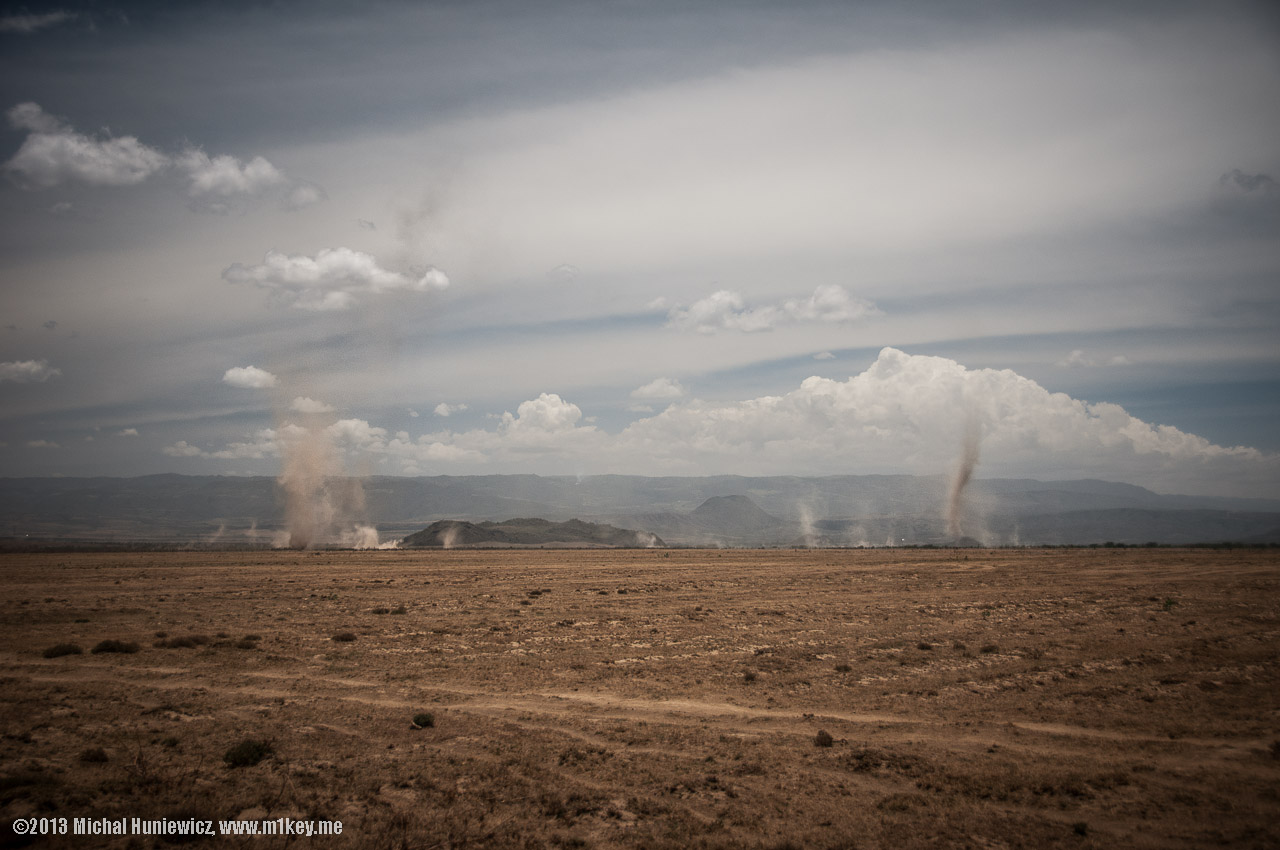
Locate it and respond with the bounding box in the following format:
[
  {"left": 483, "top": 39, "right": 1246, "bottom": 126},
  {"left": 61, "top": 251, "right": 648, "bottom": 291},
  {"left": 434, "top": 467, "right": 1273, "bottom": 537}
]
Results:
[
  {"left": 26, "top": 439, "right": 59, "bottom": 449},
  {"left": 290, "top": 396, "right": 335, "bottom": 414},
  {"left": 0, "top": 12, "right": 75, "bottom": 33},
  {"left": 667, "top": 285, "right": 879, "bottom": 333},
  {"left": 177, "top": 149, "right": 285, "bottom": 197},
  {"left": 3, "top": 103, "right": 168, "bottom": 188},
  {"left": 116, "top": 428, "right": 139, "bottom": 437},
  {"left": 813, "top": 351, "right": 836, "bottom": 360},
  {"left": 434, "top": 402, "right": 468, "bottom": 417},
  {"left": 631, "top": 377, "right": 685, "bottom": 400},
  {"left": 3, "top": 102, "right": 322, "bottom": 207},
  {"left": 221, "top": 365, "right": 277, "bottom": 389},
  {"left": 0, "top": 359, "right": 60, "bottom": 382},
  {"left": 223, "top": 248, "right": 449, "bottom": 311}
]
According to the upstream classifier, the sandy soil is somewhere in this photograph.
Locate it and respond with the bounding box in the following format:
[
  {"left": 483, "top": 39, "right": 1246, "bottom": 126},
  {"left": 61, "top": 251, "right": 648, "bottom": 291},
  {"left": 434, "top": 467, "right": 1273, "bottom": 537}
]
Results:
[{"left": 1, "top": 547, "right": 1277, "bottom": 849}]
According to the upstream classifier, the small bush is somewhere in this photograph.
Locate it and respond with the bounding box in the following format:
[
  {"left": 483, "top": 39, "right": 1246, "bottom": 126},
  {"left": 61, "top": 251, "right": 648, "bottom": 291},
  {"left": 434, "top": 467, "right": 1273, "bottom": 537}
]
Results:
[
  {"left": 814, "top": 730, "right": 834, "bottom": 748},
  {"left": 742, "top": 671, "right": 757, "bottom": 683},
  {"left": 1072, "top": 822, "right": 1089, "bottom": 837},
  {"left": 1162, "top": 598, "right": 1177, "bottom": 611},
  {"left": 917, "top": 642, "right": 933, "bottom": 651},
  {"left": 223, "top": 738, "right": 273, "bottom": 768},
  {"left": 234, "top": 638, "right": 258, "bottom": 650},
  {"left": 980, "top": 644, "right": 999, "bottom": 654},
  {"left": 78, "top": 747, "right": 109, "bottom": 763},
  {"left": 371, "top": 607, "right": 390, "bottom": 615},
  {"left": 331, "top": 632, "right": 357, "bottom": 642},
  {"left": 43, "top": 643, "right": 83, "bottom": 658},
  {"left": 91, "top": 639, "right": 140, "bottom": 654},
  {"left": 411, "top": 712, "right": 435, "bottom": 728},
  {"left": 391, "top": 606, "right": 407, "bottom": 615},
  {"left": 834, "top": 663, "right": 851, "bottom": 673},
  {"left": 154, "top": 634, "right": 210, "bottom": 649},
  {"left": 243, "top": 634, "right": 262, "bottom": 641}
]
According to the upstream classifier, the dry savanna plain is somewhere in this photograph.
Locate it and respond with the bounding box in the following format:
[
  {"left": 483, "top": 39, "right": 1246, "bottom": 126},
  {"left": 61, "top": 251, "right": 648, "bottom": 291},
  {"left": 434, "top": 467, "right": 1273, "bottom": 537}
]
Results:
[{"left": 1, "top": 548, "right": 1278, "bottom": 849}]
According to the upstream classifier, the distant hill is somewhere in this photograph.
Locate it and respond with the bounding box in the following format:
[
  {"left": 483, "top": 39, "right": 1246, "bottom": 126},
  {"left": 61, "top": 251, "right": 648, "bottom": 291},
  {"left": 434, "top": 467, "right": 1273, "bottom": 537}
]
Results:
[{"left": 401, "top": 517, "right": 663, "bottom": 548}]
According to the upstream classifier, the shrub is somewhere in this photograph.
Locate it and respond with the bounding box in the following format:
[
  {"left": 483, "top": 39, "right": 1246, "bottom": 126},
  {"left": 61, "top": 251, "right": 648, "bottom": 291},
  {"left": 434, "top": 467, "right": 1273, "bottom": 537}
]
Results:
[
  {"left": 78, "top": 747, "right": 109, "bottom": 763},
  {"left": 980, "top": 644, "right": 999, "bottom": 654},
  {"left": 331, "top": 632, "right": 357, "bottom": 642},
  {"left": 371, "top": 607, "right": 390, "bottom": 615},
  {"left": 814, "top": 730, "right": 834, "bottom": 748},
  {"left": 43, "top": 643, "right": 83, "bottom": 658},
  {"left": 390, "top": 606, "right": 407, "bottom": 615},
  {"left": 412, "top": 712, "right": 435, "bottom": 728},
  {"left": 223, "top": 739, "right": 273, "bottom": 767},
  {"left": 1072, "top": 822, "right": 1089, "bottom": 836},
  {"left": 917, "top": 642, "right": 933, "bottom": 651},
  {"left": 154, "top": 635, "right": 210, "bottom": 649},
  {"left": 834, "top": 664, "right": 851, "bottom": 673},
  {"left": 91, "top": 639, "right": 140, "bottom": 654},
  {"left": 234, "top": 638, "right": 258, "bottom": 650},
  {"left": 742, "top": 671, "right": 757, "bottom": 683}
]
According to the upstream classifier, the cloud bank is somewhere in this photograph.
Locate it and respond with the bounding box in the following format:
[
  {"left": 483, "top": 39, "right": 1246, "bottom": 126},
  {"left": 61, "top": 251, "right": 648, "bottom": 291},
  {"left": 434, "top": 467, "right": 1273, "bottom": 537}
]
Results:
[
  {"left": 667, "top": 285, "right": 879, "bottom": 333},
  {"left": 168, "top": 349, "right": 1280, "bottom": 498}
]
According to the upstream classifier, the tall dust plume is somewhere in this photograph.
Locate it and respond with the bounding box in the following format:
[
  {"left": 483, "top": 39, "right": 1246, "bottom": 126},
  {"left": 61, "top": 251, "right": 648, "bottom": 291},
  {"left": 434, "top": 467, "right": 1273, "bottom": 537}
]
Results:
[
  {"left": 274, "top": 420, "right": 391, "bottom": 549},
  {"left": 946, "top": 416, "right": 982, "bottom": 539}
]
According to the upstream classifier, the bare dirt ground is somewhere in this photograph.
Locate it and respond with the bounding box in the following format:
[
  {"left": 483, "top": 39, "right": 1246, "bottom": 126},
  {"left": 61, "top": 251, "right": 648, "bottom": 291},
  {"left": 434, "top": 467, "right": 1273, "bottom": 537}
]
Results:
[{"left": 1, "top": 548, "right": 1278, "bottom": 849}]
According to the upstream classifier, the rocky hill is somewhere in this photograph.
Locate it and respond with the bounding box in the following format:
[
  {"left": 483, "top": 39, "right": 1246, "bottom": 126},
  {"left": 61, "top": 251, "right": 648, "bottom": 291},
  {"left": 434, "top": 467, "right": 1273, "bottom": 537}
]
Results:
[{"left": 400, "top": 517, "right": 663, "bottom": 548}]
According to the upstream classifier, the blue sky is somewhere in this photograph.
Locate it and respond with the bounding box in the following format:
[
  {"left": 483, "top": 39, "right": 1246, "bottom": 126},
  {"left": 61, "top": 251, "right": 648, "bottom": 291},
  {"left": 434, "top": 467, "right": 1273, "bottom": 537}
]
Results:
[{"left": 1, "top": 0, "right": 1278, "bottom": 497}]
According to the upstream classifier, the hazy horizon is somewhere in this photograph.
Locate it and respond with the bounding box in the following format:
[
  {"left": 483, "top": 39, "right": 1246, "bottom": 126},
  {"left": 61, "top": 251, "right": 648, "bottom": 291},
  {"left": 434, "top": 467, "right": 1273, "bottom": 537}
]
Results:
[{"left": 2, "top": 1, "right": 1278, "bottom": 500}]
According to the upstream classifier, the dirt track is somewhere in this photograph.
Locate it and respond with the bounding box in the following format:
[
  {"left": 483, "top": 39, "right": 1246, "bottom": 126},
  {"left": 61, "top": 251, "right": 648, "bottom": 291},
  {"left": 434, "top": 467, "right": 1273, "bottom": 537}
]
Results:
[{"left": 2, "top": 548, "right": 1278, "bottom": 848}]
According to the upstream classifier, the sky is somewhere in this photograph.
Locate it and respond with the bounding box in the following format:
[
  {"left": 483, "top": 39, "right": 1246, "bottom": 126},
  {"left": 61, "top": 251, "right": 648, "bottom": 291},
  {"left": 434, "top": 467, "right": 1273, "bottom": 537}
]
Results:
[{"left": 1, "top": 0, "right": 1278, "bottom": 498}]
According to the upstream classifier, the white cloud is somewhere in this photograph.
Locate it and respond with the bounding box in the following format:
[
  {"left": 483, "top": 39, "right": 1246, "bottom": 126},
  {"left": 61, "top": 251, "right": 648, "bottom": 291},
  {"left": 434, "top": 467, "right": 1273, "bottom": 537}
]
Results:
[
  {"left": 631, "top": 377, "right": 685, "bottom": 400},
  {"left": 222, "top": 365, "right": 278, "bottom": 389},
  {"left": 180, "top": 349, "right": 1279, "bottom": 497},
  {"left": 3, "top": 102, "right": 320, "bottom": 208},
  {"left": 290, "top": 396, "right": 335, "bottom": 414},
  {"left": 1060, "top": 350, "right": 1133, "bottom": 369},
  {"left": 502, "top": 393, "right": 583, "bottom": 433},
  {"left": 116, "top": 428, "right": 139, "bottom": 437},
  {"left": 1060, "top": 349, "right": 1091, "bottom": 368},
  {"left": 177, "top": 149, "right": 285, "bottom": 197},
  {"left": 281, "top": 181, "right": 327, "bottom": 210},
  {"left": 813, "top": 351, "right": 835, "bottom": 360},
  {"left": 667, "top": 285, "right": 878, "bottom": 333},
  {"left": 407, "top": 408, "right": 420, "bottom": 418},
  {"left": 434, "top": 402, "right": 468, "bottom": 417},
  {"left": 3, "top": 103, "right": 169, "bottom": 188},
  {"left": 223, "top": 248, "right": 449, "bottom": 311},
  {"left": 0, "top": 359, "right": 60, "bottom": 382},
  {"left": 0, "top": 12, "right": 75, "bottom": 33},
  {"left": 26, "top": 439, "right": 59, "bottom": 449}
]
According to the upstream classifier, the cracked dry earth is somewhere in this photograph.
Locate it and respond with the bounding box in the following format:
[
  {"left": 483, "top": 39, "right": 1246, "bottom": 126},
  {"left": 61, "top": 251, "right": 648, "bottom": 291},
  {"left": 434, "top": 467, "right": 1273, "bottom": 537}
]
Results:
[{"left": 1, "top": 547, "right": 1278, "bottom": 849}]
